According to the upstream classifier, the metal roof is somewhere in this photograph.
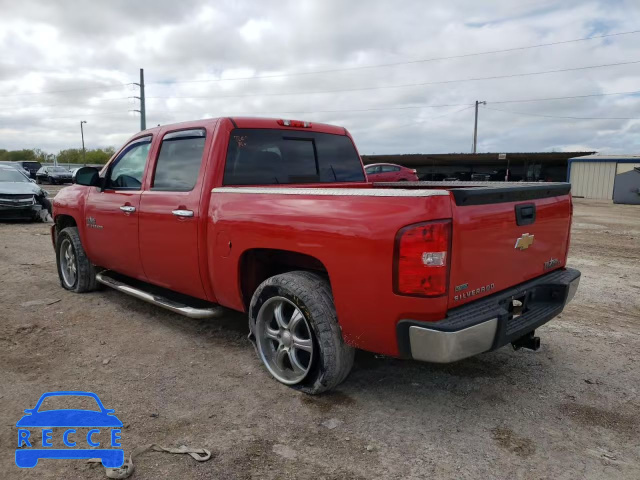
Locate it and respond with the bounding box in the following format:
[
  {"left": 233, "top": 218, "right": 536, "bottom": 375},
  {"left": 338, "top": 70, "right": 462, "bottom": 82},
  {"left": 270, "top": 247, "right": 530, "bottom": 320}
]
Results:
[
  {"left": 569, "top": 154, "right": 640, "bottom": 162},
  {"left": 362, "top": 152, "right": 594, "bottom": 167}
]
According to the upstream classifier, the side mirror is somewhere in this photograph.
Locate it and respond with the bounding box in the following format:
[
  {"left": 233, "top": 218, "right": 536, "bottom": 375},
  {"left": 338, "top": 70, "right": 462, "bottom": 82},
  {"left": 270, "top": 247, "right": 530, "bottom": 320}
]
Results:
[{"left": 73, "top": 167, "right": 100, "bottom": 187}]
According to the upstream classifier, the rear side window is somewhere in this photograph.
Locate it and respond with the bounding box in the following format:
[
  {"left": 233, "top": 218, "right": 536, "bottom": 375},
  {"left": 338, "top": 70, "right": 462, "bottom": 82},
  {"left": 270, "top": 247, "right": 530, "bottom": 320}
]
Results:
[
  {"left": 223, "top": 129, "right": 365, "bottom": 185},
  {"left": 152, "top": 129, "right": 206, "bottom": 191},
  {"left": 381, "top": 165, "right": 400, "bottom": 172}
]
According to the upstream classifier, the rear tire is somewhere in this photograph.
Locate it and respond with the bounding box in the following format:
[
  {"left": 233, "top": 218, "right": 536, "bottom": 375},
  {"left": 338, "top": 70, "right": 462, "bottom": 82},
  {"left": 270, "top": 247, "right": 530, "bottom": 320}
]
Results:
[
  {"left": 249, "top": 271, "right": 354, "bottom": 394},
  {"left": 55, "top": 226, "right": 98, "bottom": 293}
]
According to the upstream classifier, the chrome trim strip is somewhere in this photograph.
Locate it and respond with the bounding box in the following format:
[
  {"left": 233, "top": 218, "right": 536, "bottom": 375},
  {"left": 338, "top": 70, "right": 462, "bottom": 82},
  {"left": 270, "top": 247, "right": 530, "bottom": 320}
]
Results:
[
  {"left": 408, "top": 319, "right": 498, "bottom": 363},
  {"left": 212, "top": 187, "right": 449, "bottom": 197},
  {"left": 96, "top": 271, "right": 223, "bottom": 319}
]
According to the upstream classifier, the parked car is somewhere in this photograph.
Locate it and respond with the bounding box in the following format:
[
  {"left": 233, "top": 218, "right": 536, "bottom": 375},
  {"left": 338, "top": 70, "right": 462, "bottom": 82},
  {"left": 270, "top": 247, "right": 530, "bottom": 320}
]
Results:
[
  {"left": 36, "top": 166, "right": 73, "bottom": 184},
  {"left": 52, "top": 117, "right": 580, "bottom": 394},
  {"left": 419, "top": 172, "right": 447, "bottom": 181},
  {"left": 15, "top": 160, "right": 43, "bottom": 179},
  {"left": 364, "top": 163, "right": 418, "bottom": 182},
  {"left": 0, "top": 161, "right": 31, "bottom": 177},
  {"left": 0, "top": 165, "right": 51, "bottom": 221},
  {"left": 470, "top": 173, "right": 492, "bottom": 181}
]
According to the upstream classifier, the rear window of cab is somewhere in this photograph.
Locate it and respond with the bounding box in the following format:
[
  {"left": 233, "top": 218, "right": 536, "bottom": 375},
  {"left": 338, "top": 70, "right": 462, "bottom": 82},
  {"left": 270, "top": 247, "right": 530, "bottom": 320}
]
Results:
[{"left": 223, "top": 129, "right": 365, "bottom": 185}]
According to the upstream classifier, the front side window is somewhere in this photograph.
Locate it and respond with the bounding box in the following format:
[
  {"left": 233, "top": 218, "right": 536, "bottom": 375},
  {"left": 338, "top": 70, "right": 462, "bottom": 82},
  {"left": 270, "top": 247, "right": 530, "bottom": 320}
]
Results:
[
  {"left": 151, "top": 129, "right": 206, "bottom": 191},
  {"left": 223, "top": 129, "right": 365, "bottom": 185},
  {"left": 365, "top": 165, "right": 381, "bottom": 174},
  {"left": 106, "top": 137, "right": 152, "bottom": 190}
]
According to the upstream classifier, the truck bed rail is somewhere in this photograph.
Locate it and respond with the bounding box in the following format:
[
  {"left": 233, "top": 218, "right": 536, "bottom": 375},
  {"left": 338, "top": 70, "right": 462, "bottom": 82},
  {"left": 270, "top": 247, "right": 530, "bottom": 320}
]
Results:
[{"left": 373, "top": 181, "right": 571, "bottom": 205}]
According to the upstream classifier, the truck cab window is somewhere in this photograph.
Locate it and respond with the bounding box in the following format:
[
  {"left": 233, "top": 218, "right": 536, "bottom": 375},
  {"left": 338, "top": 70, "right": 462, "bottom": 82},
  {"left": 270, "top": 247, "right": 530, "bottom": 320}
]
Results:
[
  {"left": 223, "top": 129, "right": 365, "bottom": 185},
  {"left": 106, "top": 137, "right": 151, "bottom": 190},
  {"left": 151, "top": 129, "right": 206, "bottom": 191}
]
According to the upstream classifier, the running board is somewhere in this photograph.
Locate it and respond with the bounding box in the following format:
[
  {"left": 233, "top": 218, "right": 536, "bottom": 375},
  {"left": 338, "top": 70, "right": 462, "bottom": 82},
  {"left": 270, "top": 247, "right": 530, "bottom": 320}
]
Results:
[{"left": 95, "top": 271, "right": 223, "bottom": 319}]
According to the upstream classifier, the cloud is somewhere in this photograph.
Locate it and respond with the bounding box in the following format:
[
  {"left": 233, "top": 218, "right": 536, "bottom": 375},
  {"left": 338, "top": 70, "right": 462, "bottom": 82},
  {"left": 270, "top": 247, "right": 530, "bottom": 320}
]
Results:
[{"left": 0, "top": 0, "right": 639, "bottom": 154}]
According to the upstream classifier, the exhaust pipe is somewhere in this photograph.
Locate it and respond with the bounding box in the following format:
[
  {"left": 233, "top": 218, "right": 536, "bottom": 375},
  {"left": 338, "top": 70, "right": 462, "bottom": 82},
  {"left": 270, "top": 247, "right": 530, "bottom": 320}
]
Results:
[{"left": 512, "top": 331, "right": 540, "bottom": 351}]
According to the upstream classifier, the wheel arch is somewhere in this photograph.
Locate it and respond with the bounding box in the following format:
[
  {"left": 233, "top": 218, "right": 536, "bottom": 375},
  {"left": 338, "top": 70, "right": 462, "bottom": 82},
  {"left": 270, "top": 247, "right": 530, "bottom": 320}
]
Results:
[
  {"left": 238, "top": 248, "right": 330, "bottom": 311},
  {"left": 54, "top": 214, "right": 78, "bottom": 237}
]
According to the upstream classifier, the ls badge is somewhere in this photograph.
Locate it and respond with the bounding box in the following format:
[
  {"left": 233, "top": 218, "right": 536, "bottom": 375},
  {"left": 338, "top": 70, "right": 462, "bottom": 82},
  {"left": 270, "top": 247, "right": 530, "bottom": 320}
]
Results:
[{"left": 515, "top": 233, "right": 534, "bottom": 250}]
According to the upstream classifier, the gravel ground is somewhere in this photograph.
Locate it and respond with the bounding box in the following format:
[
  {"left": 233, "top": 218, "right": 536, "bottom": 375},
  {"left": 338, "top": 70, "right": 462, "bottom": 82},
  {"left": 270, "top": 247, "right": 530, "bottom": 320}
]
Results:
[{"left": 1, "top": 193, "right": 639, "bottom": 479}]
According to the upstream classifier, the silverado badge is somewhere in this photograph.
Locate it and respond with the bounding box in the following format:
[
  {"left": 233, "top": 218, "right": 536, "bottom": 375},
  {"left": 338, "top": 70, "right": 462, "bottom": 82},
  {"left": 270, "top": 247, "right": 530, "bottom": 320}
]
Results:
[
  {"left": 544, "top": 258, "right": 560, "bottom": 270},
  {"left": 515, "top": 233, "right": 534, "bottom": 250},
  {"left": 86, "top": 217, "right": 103, "bottom": 230}
]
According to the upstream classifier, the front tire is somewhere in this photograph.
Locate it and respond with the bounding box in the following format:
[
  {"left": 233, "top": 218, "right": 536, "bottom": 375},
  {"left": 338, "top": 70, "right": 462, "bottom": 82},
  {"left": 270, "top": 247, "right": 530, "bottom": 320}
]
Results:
[
  {"left": 249, "top": 271, "right": 354, "bottom": 394},
  {"left": 55, "top": 226, "right": 98, "bottom": 293}
]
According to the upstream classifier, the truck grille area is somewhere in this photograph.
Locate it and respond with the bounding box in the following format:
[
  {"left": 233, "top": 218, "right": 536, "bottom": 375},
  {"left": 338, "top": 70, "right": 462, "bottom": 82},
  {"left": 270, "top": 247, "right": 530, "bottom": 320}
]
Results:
[{"left": 0, "top": 194, "right": 35, "bottom": 207}]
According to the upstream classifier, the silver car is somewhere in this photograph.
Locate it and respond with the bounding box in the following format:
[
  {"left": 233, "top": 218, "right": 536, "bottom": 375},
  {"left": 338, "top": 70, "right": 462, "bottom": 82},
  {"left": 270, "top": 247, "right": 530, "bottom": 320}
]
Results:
[{"left": 0, "top": 165, "right": 51, "bottom": 221}]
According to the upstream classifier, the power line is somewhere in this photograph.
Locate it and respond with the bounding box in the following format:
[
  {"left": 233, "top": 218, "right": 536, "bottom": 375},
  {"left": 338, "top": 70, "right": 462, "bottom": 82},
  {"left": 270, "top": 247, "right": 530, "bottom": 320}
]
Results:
[
  {"left": 354, "top": 106, "right": 476, "bottom": 132},
  {"left": 491, "top": 90, "right": 640, "bottom": 105},
  {"left": 482, "top": 105, "right": 640, "bottom": 120},
  {"left": 4, "top": 89, "right": 638, "bottom": 121},
  {"left": 1, "top": 28, "right": 637, "bottom": 100},
  {"left": 4, "top": 89, "right": 638, "bottom": 118},
  {"left": 212, "top": 89, "right": 638, "bottom": 114},
  {"left": 0, "top": 97, "right": 133, "bottom": 111},
  {"left": 147, "top": 60, "right": 640, "bottom": 100},
  {"left": 0, "top": 83, "right": 133, "bottom": 99},
  {"left": 29, "top": 111, "right": 137, "bottom": 121},
  {"left": 147, "top": 29, "right": 640, "bottom": 86}
]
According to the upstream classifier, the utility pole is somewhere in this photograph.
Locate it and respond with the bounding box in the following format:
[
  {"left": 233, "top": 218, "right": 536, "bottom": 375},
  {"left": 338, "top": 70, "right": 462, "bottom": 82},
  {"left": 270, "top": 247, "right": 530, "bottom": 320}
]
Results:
[
  {"left": 472, "top": 100, "right": 486, "bottom": 154},
  {"left": 80, "top": 120, "right": 87, "bottom": 166},
  {"left": 132, "top": 68, "right": 146, "bottom": 131}
]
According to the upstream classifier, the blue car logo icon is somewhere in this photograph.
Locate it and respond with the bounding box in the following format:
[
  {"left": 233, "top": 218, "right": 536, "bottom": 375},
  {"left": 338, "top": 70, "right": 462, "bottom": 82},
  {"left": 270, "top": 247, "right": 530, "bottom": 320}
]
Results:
[{"left": 15, "top": 391, "right": 124, "bottom": 468}]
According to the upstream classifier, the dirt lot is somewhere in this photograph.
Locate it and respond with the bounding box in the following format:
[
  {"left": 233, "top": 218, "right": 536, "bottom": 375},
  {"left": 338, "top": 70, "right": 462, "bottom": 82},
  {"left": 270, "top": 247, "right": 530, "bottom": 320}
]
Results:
[{"left": 1, "top": 192, "right": 639, "bottom": 479}]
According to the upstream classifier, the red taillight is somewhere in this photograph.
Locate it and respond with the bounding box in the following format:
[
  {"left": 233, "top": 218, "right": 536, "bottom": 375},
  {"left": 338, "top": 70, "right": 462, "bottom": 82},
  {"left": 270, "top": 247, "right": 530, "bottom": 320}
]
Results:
[
  {"left": 277, "top": 119, "right": 312, "bottom": 128},
  {"left": 394, "top": 220, "right": 451, "bottom": 296}
]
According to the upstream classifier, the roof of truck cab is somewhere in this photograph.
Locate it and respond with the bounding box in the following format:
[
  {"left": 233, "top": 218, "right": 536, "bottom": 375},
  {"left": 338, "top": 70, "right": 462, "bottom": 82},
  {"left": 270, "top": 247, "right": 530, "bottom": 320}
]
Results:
[
  {"left": 138, "top": 117, "right": 347, "bottom": 137},
  {"left": 230, "top": 117, "right": 347, "bottom": 135}
]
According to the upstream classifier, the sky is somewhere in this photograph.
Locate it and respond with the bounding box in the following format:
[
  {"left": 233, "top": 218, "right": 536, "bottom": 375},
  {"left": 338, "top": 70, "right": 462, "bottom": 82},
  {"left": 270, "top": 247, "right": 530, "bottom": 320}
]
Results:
[{"left": 0, "top": 0, "right": 639, "bottom": 155}]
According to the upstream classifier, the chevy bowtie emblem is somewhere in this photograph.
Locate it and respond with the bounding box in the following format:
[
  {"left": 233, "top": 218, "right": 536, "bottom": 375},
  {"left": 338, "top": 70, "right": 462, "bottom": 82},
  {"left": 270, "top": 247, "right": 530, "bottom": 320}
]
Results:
[{"left": 515, "top": 233, "right": 534, "bottom": 250}]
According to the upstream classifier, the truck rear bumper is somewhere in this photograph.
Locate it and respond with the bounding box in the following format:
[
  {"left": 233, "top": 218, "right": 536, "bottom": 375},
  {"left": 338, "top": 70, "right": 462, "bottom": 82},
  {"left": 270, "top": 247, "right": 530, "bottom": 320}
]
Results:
[{"left": 397, "top": 268, "right": 581, "bottom": 363}]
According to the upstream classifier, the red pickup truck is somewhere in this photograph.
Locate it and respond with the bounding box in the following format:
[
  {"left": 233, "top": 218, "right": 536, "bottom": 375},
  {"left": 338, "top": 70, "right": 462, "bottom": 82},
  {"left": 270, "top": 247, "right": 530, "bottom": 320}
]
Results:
[{"left": 52, "top": 117, "right": 580, "bottom": 394}]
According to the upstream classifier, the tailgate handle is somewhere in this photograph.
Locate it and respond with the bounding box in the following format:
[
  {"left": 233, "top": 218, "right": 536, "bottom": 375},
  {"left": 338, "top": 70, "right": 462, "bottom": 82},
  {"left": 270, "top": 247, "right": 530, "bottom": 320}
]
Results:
[{"left": 515, "top": 203, "right": 536, "bottom": 226}]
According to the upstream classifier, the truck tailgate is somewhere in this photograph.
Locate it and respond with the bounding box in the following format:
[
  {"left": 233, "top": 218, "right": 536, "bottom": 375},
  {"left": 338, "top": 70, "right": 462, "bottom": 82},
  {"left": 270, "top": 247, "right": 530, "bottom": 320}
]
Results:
[{"left": 447, "top": 184, "right": 572, "bottom": 308}]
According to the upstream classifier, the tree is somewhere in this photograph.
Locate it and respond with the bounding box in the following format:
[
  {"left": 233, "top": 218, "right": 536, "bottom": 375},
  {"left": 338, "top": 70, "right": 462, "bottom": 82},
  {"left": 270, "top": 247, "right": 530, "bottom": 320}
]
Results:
[
  {"left": 56, "top": 149, "right": 83, "bottom": 164},
  {"left": 0, "top": 146, "right": 115, "bottom": 165},
  {"left": 0, "top": 149, "right": 36, "bottom": 162},
  {"left": 85, "top": 147, "right": 115, "bottom": 164},
  {"left": 56, "top": 147, "right": 115, "bottom": 165}
]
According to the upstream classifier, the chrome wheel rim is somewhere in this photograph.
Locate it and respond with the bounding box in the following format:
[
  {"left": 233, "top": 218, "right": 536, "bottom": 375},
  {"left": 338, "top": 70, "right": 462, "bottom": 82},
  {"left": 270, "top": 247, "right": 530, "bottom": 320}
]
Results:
[
  {"left": 60, "top": 238, "right": 77, "bottom": 287},
  {"left": 255, "top": 296, "right": 314, "bottom": 385}
]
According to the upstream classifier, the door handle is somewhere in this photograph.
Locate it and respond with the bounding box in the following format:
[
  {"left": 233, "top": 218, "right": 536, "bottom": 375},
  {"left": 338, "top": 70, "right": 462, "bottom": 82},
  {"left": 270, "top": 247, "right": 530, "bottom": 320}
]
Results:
[
  {"left": 172, "top": 209, "right": 194, "bottom": 218},
  {"left": 119, "top": 205, "right": 136, "bottom": 213}
]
